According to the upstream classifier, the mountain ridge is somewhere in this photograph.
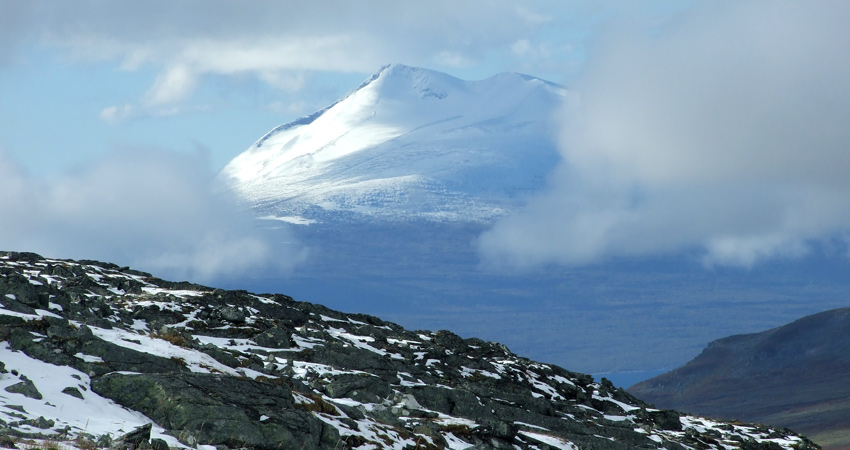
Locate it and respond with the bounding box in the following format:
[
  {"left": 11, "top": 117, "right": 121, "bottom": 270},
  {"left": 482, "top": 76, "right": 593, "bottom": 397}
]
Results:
[
  {"left": 629, "top": 307, "right": 850, "bottom": 450},
  {"left": 0, "top": 250, "right": 819, "bottom": 450}
]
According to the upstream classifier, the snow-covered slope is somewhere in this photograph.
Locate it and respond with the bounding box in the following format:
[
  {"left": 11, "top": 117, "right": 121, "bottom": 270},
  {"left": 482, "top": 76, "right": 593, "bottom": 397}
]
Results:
[{"left": 220, "top": 64, "right": 569, "bottom": 223}]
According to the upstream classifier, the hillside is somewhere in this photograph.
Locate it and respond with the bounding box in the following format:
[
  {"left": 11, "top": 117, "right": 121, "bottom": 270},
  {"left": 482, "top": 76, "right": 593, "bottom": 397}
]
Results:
[
  {"left": 0, "top": 250, "right": 818, "bottom": 450},
  {"left": 629, "top": 307, "right": 850, "bottom": 450}
]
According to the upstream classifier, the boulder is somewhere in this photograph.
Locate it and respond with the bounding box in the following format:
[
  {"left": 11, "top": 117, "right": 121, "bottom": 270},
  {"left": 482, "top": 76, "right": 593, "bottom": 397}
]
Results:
[
  {"left": 4, "top": 376, "right": 41, "bottom": 400},
  {"left": 254, "top": 326, "right": 291, "bottom": 349},
  {"left": 92, "top": 372, "right": 333, "bottom": 450},
  {"left": 114, "top": 423, "right": 151, "bottom": 450}
]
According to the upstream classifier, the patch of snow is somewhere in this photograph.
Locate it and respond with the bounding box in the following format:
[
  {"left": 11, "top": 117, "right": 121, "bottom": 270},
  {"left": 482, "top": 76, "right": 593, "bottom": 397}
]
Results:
[
  {"left": 518, "top": 431, "right": 579, "bottom": 450},
  {"left": 130, "top": 319, "right": 149, "bottom": 331},
  {"left": 460, "top": 366, "right": 501, "bottom": 379},
  {"left": 328, "top": 326, "right": 388, "bottom": 356},
  {"left": 0, "top": 308, "right": 40, "bottom": 320},
  {"left": 140, "top": 287, "right": 204, "bottom": 297},
  {"left": 515, "top": 422, "right": 550, "bottom": 431},
  {"left": 603, "top": 415, "right": 631, "bottom": 422},
  {"left": 524, "top": 370, "right": 565, "bottom": 401},
  {"left": 0, "top": 342, "right": 160, "bottom": 437},
  {"left": 74, "top": 352, "right": 105, "bottom": 363},
  {"left": 88, "top": 325, "right": 262, "bottom": 378},
  {"left": 291, "top": 334, "right": 322, "bottom": 349},
  {"left": 592, "top": 394, "right": 641, "bottom": 413},
  {"left": 34, "top": 309, "right": 63, "bottom": 319},
  {"left": 444, "top": 432, "right": 474, "bottom": 450},
  {"left": 258, "top": 215, "right": 317, "bottom": 225},
  {"left": 320, "top": 314, "right": 346, "bottom": 322},
  {"left": 550, "top": 375, "right": 575, "bottom": 386}
]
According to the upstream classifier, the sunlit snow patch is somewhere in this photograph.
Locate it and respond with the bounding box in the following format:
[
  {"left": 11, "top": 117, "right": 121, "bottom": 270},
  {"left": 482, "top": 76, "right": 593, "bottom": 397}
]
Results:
[{"left": 258, "top": 215, "right": 317, "bottom": 225}]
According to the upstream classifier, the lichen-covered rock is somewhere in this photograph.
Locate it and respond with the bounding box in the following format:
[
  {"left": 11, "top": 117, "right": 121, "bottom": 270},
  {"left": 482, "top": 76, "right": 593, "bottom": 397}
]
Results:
[
  {"left": 253, "top": 326, "right": 291, "bottom": 349},
  {"left": 92, "top": 372, "right": 333, "bottom": 450},
  {"left": 4, "top": 376, "right": 42, "bottom": 400},
  {"left": 115, "top": 423, "right": 152, "bottom": 450},
  {"left": 61, "top": 386, "right": 84, "bottom": 399},
  {"left": 324, "top": 373, "right": 391, "bottom": 403}
]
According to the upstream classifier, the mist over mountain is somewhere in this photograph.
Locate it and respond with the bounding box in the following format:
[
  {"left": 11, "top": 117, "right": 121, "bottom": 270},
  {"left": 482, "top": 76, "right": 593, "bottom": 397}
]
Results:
[{"left": 217, "top": 64, "right": 850, "bottom": 387}]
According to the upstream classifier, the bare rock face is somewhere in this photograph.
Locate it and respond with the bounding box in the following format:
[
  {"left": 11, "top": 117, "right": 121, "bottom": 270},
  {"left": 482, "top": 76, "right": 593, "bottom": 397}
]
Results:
[
  {"left": 92, "top": 373, "right": 329, "bottom": 450},
  {"left": 0, "top": 251, "right": 820, "bottom": 450}
]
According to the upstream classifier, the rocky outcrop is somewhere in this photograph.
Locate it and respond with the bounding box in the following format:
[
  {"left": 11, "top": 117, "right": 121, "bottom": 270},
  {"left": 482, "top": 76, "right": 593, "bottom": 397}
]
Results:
[
  {"left": 92, "top": 373, "right": 332, "bottom": 450},
  {"left": 0, "top": 251, "right": 819, "bottom": 450}
]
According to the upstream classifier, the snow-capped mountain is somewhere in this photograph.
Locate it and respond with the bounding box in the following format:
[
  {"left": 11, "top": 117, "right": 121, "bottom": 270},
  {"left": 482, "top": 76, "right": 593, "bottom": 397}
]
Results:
[
  {"left": 0, "top": 251, "right": 819, "bottom": 450},
  {"left": 220, "top": 64, "right": 569, "bottom": 223}
]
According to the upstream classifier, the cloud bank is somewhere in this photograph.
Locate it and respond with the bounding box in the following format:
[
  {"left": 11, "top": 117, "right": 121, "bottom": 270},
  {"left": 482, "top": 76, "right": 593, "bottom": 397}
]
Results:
[
  {"left": 1, "top": 0, "right": 595, "bottom": 121},
  {"left": 480, "top": 0, "right": 850, "bottom": 268},
  {"left": 0, "top": 149, "right": 302, "bottom": 282}
]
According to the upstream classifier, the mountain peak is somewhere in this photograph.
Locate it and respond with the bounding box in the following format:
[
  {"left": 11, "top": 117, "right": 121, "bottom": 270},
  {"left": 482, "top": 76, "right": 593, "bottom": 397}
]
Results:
[
  {"left": 369, "top": 63, "right": 464, "bottom": 100},
  {"left": 221, "top": 65, "right": 568, "bottom": 223}
]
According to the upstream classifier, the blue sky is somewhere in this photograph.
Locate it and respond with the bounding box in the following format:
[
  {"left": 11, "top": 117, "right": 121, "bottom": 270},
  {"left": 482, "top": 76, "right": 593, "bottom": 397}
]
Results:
[
  {"left": 2, "top": 0, "right": 850, "bottom": 282},
  {"left": 0, "top": 1, "right": 629, "bottom": 175}
]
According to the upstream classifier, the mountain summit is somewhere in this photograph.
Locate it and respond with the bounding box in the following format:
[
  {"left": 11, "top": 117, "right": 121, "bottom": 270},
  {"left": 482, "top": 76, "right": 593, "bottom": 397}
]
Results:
[{"left": 220, "top": 64, "right": 568, "bottom": 223}]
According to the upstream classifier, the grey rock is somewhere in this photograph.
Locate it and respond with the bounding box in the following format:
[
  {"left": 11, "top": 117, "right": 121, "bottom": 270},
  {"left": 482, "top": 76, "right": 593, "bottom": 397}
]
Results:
[
  {"left": 253, "top": 326, "right": 291, "bottom": 349},
  {"left": 61, "top": 386, "right": 84, "bottom": 399},
  {"left": 149, "top": 438, "right": 169, "bottom": 450},
  {"left": 92, "top": 372, "right": 330, "bottom": 450},
  {"left": 219, "top": 306, "right": 246, "bottom": 323},
  {"left": 324, "top": 373, "right": 390, "bottom": 403},
  {"left": 0, "top": 435, "right": 18, "bottom": 448},
  {"left": 11, "top": 416, "right": 54, "bottom": 429},
  {"left": 114, "top": 423, "right": 151, "bottom": 450},
  {"left": 4, "top": 377, "right": 41, "bottom": 400}
]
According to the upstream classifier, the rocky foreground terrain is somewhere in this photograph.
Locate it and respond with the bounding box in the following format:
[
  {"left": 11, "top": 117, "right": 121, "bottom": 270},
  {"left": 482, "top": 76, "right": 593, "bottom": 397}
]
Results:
[{"left": 0, "top": 251, "right": 818, "bottom": 450}]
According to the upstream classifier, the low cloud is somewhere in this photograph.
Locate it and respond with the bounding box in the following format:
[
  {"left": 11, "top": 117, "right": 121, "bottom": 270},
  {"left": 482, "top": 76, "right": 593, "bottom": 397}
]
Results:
[
  {"left": 0, "top": 148, "right": 303, "bottom": 282},
  {"left": 480, "top": 0, "right": 850, "bottom": 268}
]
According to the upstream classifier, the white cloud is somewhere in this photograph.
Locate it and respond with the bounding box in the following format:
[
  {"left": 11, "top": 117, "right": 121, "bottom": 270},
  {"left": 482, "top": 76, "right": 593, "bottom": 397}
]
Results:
[
  {"left": 0, "top": 148, "right": 304, "bottom": 282},
  {"left": 514, "top": 6, "right": 553, "bottom": 26},
  {"left": 143, "top": 65, "right": 197, "bottom": 106},
  {"left": 99, "top": 104, "right": 136, "bottom": 124},
  {"left": 480, "top": 0, "right": 850, "bottom": 268},
  {"left": 431, "top": 51, "right": 475, "bottom": 68},
  {"left": 3, "top": 0, "right": 634, "bottom": 113}
]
